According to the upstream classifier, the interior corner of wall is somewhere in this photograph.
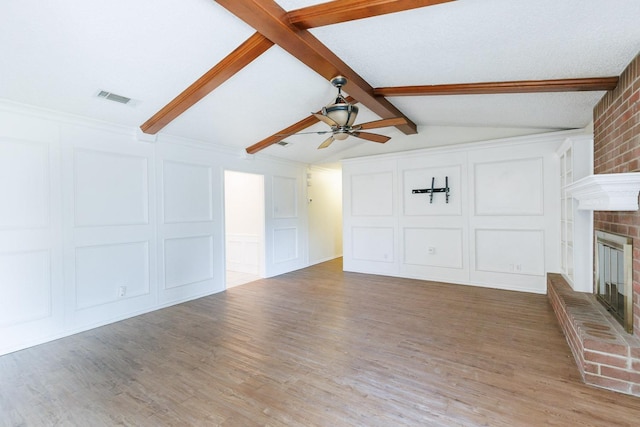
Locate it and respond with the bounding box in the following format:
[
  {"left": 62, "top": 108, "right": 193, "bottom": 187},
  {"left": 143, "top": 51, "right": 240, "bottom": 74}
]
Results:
[{"left": 136, "top": 128, "right": 157, "bottom": 143}]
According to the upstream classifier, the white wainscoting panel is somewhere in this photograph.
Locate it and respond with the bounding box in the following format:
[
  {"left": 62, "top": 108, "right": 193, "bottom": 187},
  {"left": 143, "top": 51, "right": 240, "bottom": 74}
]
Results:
[
  {"left": 403, "top": 227, "right": 463, "bottom": 269},
  {"left": 0, "top": 139, "right": 49, "bottom": 229},
  {"left": 474, "top": 157, "right": 544, "bottom": 216},
  {"left": 0, "top": 250, "right": 51, "bottom": 326},
  {"left": 475, "top": 229, "right": 545, "bottom": 276},
  {"left": 351, "top": 172, "right": 393, "bottom": 216},
  {"left": 226, "top": 234, "right": 260, "bottom": 275},
  {"left": 75, "top": 242, "right": 150, "bottom": 309},
  {"left": 403, "top": 166, "right": 461, "bottom": 216},
  {"left": 164, "top": 235, "right": 214, "bottom": 289},
  {"left": 272, "top": 176, "right": 297, "bottom": 218},
  {"left": 74, "top": 149, "right": 149, "bottom": 226},
  {"left": 352, "top": 226, "right": 394, "bottom": 262},
  {"left": 273, "top": 227, "right": 298, "bottom": 263},
  {"left": 163, "top": 160, "right": 212, "bottom": 223}
]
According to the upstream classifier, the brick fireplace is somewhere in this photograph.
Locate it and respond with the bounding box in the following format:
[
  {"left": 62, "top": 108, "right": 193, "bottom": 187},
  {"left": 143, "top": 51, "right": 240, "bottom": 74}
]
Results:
[
  {"left": 549, "top": 52, "right": 640, "bottom": 396},
  {"left": 593, "top": 53, "right": 640, "bottom": 336}
]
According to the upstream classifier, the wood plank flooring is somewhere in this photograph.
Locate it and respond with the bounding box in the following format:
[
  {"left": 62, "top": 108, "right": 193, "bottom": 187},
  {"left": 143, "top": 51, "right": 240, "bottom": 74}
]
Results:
[{"left": 3, "top": 258, "right": 640, "bottom": 426}]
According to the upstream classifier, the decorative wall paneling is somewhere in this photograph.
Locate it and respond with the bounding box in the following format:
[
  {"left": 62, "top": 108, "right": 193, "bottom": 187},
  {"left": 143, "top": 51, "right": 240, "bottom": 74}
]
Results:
[
  {"left": 266, "top": 173, "right": 308, "bottom": 276},
  {"left": 60, "top": 126, "right": 159, "bottom": 328},
  {"left": 156, "top": 143, "right": 222, "bottom": 305},
  {"left": 467, "top": 142, "right": 560, "bottom": 293},
  {"left": 343, "top": 131, "right": 575, "bottom": 293},
  {"left": 73, "top": 149, "right": 150, "bottom": 226},
  {"left": 225, "top": 233, "right": 261, "bottom": 274},
  {"left": 74, "top": 241, "right": 150, "bottom": 309},
  {"left": 0, "top": 139, "right": 50, "bottom": 229},
  {"left": 0, "top": 250, "right": 52, "bottom": 326},
  {"left": 0, "top": 103, "right": 313, "bottom": 355},
  {"left": 342, "top": 159, "right": 398, "bottom": 275},
  {"left": 0, "top": 112, "right": 63, "bottom": 352},
  {"left": 399, "top": 153, "right": 468, "bottom": 283},
  {"left": 473, "top": 157, "right": 544, "bottom": 216}
]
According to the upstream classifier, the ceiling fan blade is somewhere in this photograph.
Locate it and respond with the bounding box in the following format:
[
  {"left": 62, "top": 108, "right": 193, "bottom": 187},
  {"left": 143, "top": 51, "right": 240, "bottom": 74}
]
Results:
[
  {"left": 312, "top": 113, "right": 339, "bottom": 127},
  {"left": 351, "top": 132, "right": 391, "bottom": 144},
  {"left": 354, "top": 117, "right": 408, "bottom": 130},
  {"left": 317, "top": 135, "right": 335, "bottom": 149}
]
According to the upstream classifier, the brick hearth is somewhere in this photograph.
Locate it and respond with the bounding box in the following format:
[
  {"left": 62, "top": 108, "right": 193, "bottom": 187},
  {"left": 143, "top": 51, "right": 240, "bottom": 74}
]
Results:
[{"left": 548, "top": 273, "right": 640, "bottom": 396}]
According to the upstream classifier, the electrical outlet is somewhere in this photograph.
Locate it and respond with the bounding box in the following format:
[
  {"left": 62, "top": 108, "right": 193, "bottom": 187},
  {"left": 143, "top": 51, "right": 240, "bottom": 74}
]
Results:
[
  {"left": 428, "top": 247, "right": 436, "bottom": 255},
  {"left": 118, "top": 286, "right": 127, "bottom": 297}
]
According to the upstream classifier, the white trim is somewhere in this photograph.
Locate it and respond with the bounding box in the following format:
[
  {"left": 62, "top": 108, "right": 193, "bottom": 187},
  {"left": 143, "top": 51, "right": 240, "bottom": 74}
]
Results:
[
  {"left": 341, "top": 129, "right": 589, "bottom": 166},
  {"left": 565, "top": 173, "right": 640, "bottom": 211}
]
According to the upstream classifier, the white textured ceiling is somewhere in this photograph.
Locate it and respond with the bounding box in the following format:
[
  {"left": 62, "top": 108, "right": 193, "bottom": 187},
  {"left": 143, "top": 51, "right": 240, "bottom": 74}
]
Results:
[{"left": 1, "top": 0, "right": 639, "bottom": 165}]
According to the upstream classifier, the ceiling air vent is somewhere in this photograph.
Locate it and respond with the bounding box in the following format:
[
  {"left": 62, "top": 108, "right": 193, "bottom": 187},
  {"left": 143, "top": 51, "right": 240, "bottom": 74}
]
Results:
[
  {"left": 276, "top": 141, "right": 290, "bottom": 147},
  {"left": 95, "top": 90, "right": 136, "bottom": 106}
]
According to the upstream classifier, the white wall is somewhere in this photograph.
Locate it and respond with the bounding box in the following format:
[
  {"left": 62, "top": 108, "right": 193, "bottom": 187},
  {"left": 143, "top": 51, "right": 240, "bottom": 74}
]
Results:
[
  {"left": 307, "top": 166, "right": 343, "bottom": 265},
  {"left": 224, "top": 170, "right": 264, "bottom": 276},
  {"left": 342, "top": 130, "right": 587, "bottom": 294},
  {"left": 0, "top": 101, "right": 312, "bottom": 355}
]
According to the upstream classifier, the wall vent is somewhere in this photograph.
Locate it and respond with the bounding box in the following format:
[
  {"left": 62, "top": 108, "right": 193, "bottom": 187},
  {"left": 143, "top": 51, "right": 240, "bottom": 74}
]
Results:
[{"left": 95, "top": 90, "right": 136, "bottom": 106}]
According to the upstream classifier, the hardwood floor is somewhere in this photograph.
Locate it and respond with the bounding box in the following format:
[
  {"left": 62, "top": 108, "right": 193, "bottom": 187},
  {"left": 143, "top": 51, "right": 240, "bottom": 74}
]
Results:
[
  {"left": 225, "top": 270, "right": 261, "bottom": 288},
  {"left": 3, "top": 258, "right": 640, "bottom": 426}
]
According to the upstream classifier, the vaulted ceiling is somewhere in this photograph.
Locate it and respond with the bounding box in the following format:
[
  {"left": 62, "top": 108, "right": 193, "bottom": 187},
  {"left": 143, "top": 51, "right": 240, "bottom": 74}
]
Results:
[{"left": 2, "top": 0, "right": 639, "bottom": 165}]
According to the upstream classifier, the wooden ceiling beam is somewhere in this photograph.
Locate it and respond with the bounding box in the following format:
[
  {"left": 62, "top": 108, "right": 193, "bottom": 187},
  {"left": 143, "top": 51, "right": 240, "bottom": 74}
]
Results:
[
  {"left": 215, "top": 0, "right": 417, "bottom": 136},
  {"left": 246, "top": 97, "right": 357, "bottom": 154},
  {"left": 288, "top": 0, "right": 455, "bottom": 29},
  {"left": 373, "top": 77, "right": 620, "bottom": 97},
  {"left": 140, "top": 32, "right": 273, "bottom": 135}
]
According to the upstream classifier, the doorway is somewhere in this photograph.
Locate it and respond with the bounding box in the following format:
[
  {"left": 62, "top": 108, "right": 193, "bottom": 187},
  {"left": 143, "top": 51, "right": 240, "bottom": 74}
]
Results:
[{"left": 224, "top": 170, "right": 265, "bottom": 288}]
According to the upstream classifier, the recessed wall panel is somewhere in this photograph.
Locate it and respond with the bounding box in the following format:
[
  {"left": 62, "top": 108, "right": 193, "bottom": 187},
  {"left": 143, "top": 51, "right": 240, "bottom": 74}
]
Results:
[
  {"left": 164, "top": 236, "right": 213, "bottom": 289},
  {"left": 272, "top": 176, "right": 297, "bottom": 218},
  {"left": 403, "top": 228, "right": 463, "bottom": 269},
  {"left": 475, "top": 229, "right": 545, "bottom": 276},
  {"left": 0, "top": 250, "right": 51, "bottom": 325},
  {"left": 163, "top": 161, "right": 212, "bottom": 223},
  {"left": 74, "top": 150, "right": 149, "bottom": 226},
  {"left": 0, "top": 139, "right": 48, "bottom": 228},
  {"left": 75, "top": 242, "right": 150, "bottom": 309},
  {"left": 474, "top": 158, "right": 543, "bottom": 216},
  {"left": 403, "top": 166, "right": 461, "bottom": 216},
  {"left": 351, "top": 172, "right": 393, "bottom": 216},
  {"left": 273, "top": 227, "right": 298, "bottom": 263},
  {"left": 352, "top": 226, "right": 394, "bottom": 262}
]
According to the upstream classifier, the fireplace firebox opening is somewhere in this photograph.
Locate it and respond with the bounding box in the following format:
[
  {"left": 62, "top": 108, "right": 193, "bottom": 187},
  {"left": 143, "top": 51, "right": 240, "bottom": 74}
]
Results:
[{"left": 595, "top": 230, "right": 633, "bottom": 333}]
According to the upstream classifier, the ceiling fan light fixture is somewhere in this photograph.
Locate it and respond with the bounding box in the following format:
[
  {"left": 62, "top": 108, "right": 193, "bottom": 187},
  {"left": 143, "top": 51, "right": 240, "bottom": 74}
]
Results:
[
  {"left": 323, "top": 75, "right": 359, "bottom": 127},
  {"left": 333, "top": 130, "right": 350, "bottom": 140},
  {"left": 323, "top": 102, "right": 359, "bottom": 127}
]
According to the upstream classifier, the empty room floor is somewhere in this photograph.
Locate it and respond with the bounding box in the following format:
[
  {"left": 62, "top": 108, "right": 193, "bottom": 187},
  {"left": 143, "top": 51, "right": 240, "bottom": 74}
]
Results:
[{"left": 2, "top": 258, "right": 640, "bottom": 426}]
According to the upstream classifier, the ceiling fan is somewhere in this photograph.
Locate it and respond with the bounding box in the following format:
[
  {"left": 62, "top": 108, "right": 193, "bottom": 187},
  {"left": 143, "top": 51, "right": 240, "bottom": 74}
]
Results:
[{"left": 294, "top": 76, "right": 407, "bottom": 149}]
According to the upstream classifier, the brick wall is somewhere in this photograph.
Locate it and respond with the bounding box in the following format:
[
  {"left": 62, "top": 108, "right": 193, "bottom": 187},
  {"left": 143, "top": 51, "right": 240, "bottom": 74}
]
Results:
[{"left": 593, "top": 53, "right": 640, "bottom": 338}]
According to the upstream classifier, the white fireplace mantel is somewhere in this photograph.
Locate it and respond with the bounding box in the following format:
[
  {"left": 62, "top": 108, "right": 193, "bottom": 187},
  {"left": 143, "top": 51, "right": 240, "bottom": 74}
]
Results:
[{"left": 565, "top": 173, "right": 640, "bottom": 211}]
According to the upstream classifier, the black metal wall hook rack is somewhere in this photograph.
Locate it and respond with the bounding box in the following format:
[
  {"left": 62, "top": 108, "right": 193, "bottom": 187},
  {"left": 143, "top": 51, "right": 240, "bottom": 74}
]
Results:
[{"left": 412, "top": 176, "right": 450, "bottom": 203}]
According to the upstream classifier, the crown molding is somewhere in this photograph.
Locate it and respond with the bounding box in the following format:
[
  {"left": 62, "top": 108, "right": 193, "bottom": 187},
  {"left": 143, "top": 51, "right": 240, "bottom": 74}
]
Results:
[{"left": 565, "top": 173, "right": 640, "bottom": 211}]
